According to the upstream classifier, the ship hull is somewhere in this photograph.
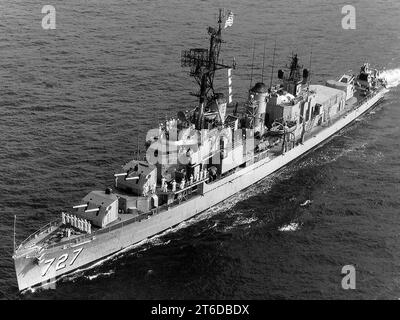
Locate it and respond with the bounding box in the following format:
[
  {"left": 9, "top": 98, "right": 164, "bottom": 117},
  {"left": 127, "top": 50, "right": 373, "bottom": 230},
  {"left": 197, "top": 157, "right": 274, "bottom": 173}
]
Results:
[{"left": 14, "top": 88, "right": 388, "bottom": 291}]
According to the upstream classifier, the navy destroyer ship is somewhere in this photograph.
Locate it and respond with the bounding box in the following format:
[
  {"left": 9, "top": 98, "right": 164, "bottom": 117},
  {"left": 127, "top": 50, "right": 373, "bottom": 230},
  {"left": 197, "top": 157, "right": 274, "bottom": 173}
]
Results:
[{"left": 13, "top": 10, "right": 388, "bottom": 291}]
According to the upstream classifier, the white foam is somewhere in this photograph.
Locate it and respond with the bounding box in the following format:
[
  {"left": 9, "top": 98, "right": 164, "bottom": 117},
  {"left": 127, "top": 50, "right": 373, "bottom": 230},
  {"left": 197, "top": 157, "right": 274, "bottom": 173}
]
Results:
[
  {"left": 86, "top": 270, "right": 115, "bottom": 281},
  {"left": 223, "top": 216, "right": 258, "bottom": 231},
  {"left": 279, "top": 222, "right": 300, "bottom": 232},
  {"left": 300, "top": 200, "right": 312, "bottom": 207},
  {"left": 379, "top": 68, "right": 400, "bottom": 88}
]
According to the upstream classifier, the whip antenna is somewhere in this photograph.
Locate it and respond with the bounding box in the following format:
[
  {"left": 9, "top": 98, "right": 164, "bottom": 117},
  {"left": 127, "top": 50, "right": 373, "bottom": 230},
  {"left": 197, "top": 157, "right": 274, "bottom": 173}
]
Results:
[
  {"left": 308, "top": 47, "right": 313, "bottom": 92},
  {"left": 13, "top": 215, "right": 16, "bottom": 253},
  {"left": 250, "top": 41, "right": 256, "bottom": 89},
  {"left": 137, "top": 134, "right": 140, "bottom": 160},
  {"left": 261, "top": 37, "right": 267, "bottom": 83},
  {"left": 269, "top": 38, "right": 277, "bottom": 89}
]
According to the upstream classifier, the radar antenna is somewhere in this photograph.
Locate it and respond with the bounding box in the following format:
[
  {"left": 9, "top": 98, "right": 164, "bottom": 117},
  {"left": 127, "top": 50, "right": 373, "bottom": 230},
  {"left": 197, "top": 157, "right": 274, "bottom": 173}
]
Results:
[{"left": 181, "top": 9, "right": 235, "bottom": 129}]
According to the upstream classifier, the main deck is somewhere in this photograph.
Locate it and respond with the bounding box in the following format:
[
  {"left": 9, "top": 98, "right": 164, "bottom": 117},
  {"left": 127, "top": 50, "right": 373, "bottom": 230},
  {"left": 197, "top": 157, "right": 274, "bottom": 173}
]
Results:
[{"left": 14, "top": 86, "right": 383, "bottom": 260}]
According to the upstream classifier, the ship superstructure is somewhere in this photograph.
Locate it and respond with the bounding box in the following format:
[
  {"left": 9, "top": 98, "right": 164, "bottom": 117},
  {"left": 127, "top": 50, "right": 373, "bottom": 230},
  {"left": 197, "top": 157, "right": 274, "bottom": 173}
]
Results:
[{"left": 12, "top": 10, "right": 388, "bottom": 292}]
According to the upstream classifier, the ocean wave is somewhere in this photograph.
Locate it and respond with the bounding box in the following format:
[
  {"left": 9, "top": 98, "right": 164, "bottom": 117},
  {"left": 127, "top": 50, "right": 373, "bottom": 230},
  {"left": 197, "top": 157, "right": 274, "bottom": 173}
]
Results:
[
  {"left": 278, "top": 222, "right": 300, "bottom": 232},
  {"left": 223, "top": 216, "right": 259, "bottom": 232}
]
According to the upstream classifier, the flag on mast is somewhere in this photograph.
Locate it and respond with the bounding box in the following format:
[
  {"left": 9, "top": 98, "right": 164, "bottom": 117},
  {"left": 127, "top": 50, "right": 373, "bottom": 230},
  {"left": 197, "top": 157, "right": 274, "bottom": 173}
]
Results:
[{"left": 224, "top": 11, "right": 234, "bottom": 29}]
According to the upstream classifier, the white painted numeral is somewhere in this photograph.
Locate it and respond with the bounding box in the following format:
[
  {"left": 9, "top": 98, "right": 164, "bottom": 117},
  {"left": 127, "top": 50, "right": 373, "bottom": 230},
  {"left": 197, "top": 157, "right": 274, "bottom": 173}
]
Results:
[
  {"left": 40, "top": 247, "right": 84, "bottom": 277},
  {"left": 42, "top": 258, "right": 55, "bottom": 277},
  {"left": 70, "top": 247, "right": 83, "bottom": 265},
  {"left": 55, "top": 253, "right": 68, "bottom": 271}
]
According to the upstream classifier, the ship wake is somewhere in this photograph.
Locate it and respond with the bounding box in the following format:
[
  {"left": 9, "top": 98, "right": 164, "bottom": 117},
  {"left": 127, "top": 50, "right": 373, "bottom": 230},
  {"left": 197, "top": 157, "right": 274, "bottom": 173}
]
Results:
[
  {"left": 86, "top": 270, "right": 115, "bottom": 281},
  {"left": 379, "top": 68, "right": 400, "bottom": 88}
]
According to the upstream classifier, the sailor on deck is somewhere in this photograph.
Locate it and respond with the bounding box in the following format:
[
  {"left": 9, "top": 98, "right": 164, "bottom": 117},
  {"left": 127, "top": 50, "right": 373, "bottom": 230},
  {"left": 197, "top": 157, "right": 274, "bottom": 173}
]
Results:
[
  {"left": 171, "top": 179, "right": 177, "bottom": 192},
  {"left": 180, "top": 178, "right": 186, "bottom": 190},
  {"left": 161, "top": 177, "right": 168, "bottom": 192},
  {"left": 72, "top": 215, "right": 77, "bottom": 228}
]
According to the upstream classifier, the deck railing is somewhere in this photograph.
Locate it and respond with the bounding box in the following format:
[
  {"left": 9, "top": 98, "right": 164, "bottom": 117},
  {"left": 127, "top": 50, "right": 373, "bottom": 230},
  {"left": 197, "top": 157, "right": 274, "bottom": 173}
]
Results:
[
  {"left": 17, "top": 220, "right": 60, "bottom": 250},
  {"left": 34, "top": 186, "right": 207, "bottom": 251},
  {"left": 19, "top": 88, "right": 385, "bottom": 253},
  {"left": 44, "top": 201, "right": 183, "bottom": 250}
]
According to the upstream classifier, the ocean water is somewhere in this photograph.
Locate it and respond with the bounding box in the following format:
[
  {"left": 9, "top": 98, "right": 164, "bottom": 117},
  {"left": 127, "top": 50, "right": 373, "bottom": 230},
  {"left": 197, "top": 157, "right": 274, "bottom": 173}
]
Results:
[{"left": 1, "top": 0, "right": 400, "bottom": 299}]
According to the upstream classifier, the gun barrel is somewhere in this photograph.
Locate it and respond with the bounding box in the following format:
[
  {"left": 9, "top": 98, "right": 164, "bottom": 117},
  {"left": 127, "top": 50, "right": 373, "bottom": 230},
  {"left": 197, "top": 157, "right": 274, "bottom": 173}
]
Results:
[{"left": 73, "top": 204, "right": 88, "bottom": 209}]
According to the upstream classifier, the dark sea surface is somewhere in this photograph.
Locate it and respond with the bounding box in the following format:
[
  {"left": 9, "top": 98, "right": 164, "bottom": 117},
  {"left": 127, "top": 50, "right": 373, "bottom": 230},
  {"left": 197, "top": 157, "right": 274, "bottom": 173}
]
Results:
[{"left": 1, "top": 0, "right": 400, "bottom": 299}]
